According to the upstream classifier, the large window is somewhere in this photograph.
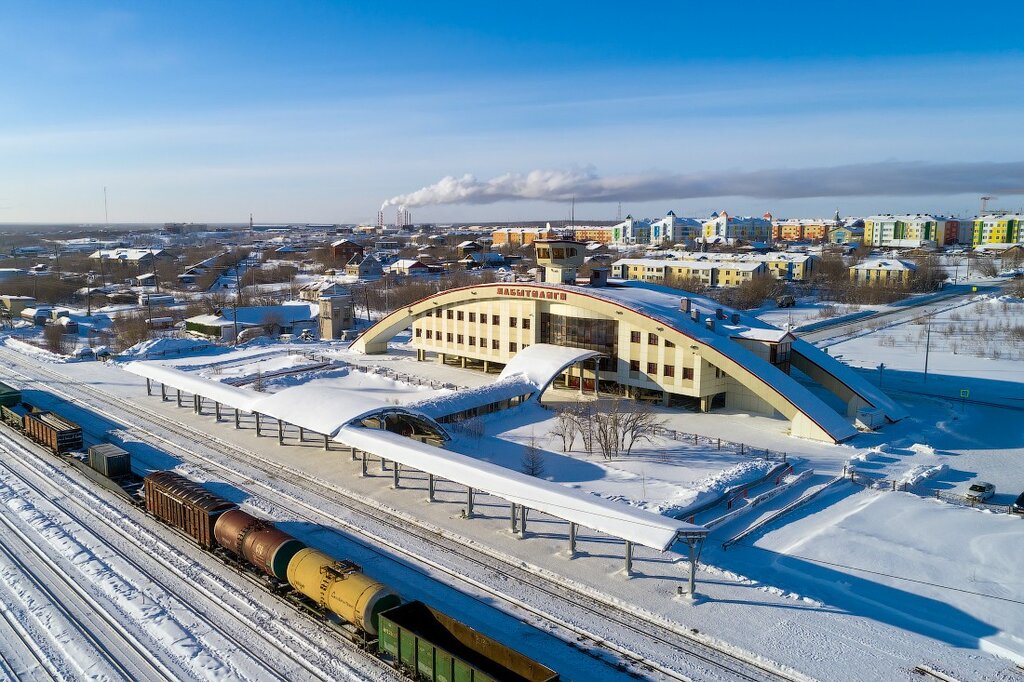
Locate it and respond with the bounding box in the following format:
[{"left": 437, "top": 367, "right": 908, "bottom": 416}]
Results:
[{"left": 540, "top": 312, "right": 618, "bottom": 360}]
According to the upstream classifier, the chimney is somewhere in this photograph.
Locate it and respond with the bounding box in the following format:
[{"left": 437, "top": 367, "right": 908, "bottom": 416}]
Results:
[
  {"left": 705, "top": 318, "right": 715, "bottom": 331},
  {"left": 680, "top": 297, "right": 691, "bottom": 313},
  {"left": 690, "top": 309, "right": 700, "bottom": 322},
  {"left": 731, "top": 312, "right": 740, "bottom": 325},
  {"left": 715, "top": 307, "right": 725, "bottom": 320}
]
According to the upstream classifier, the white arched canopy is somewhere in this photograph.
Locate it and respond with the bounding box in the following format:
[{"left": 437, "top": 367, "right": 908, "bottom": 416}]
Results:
[{"left": 497, "top": 343, "right": 603, "bottom": 395}]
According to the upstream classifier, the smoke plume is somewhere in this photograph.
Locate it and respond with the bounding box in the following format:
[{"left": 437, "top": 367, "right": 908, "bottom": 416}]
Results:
[{"left": 381, "top": 161, "right": 1024, "bottom": 209}]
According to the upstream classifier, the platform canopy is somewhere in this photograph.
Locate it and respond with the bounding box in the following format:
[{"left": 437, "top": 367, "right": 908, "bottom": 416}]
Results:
[
  {"left": 121, "top": 361, "right": 445, "bottom": 439},
  {"left": 337, "top": 425, "right": 705, "bottom": 552}
]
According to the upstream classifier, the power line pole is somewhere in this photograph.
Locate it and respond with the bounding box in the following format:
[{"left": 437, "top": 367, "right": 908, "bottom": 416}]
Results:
[{"left": 923, "top": 316, "right": 932, "bottom": 382}]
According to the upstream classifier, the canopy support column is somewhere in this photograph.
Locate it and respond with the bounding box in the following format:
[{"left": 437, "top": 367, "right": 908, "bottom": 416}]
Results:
[
  {"left": 160, "top": 383, "right": 166, "bottom": 401},
  {"left": 193, "top": 394, "right": 200, "bottom": 414},
  {"left": 176, "top": 389, "right": 182, "bottom": 406},
  {"left": 298, "top": 426, "right": 304, "bottom": 442},
  {"left": 278, "top": 419, "right": 284, "bottom": 445},
  {"left": 215, "top": 402, "right": 221, "bottom": 422},
  {"left": 519, "top": 504, "right": 527, "bottom": 537},
  {"left": 682, "top": 534, "right": 705, "bottom": 597},
  {"left": 578, "top": 362, "right": 584, "bottom": 395},
  {"left": 625, "top": 541, "right": 633, "bottom": 576},
  {"left": 324, "top": 434, "right": 330, "bottom": 451},
  {"left": 234, "top": 408, "right": 240, "bottom": 429},
  {"left": 360, "top": 450, "right": 367, "bottom": 477},
  {"left": 255, "top": 412, "right": 261, "bottom": 436},
  {"left": 392, "top": 462, "right": 401, "bottom": 489},
  {"left": 569, "top": 522, "right": 577, "bottom": 556},
  {"left": 465, "top": 487, "right": 474, "bottom": 518},
  {"left": 145, "top": 378, "right": 151, "bottom": 395},
  {"left": 593, "top": 358, "right": 600, "bottom": 395},
  {"left": 510, "top": 503, "right": 517, "bottom": 532},
  {"left": 427, "top": 474, "right": 435, "bottom": 501}
]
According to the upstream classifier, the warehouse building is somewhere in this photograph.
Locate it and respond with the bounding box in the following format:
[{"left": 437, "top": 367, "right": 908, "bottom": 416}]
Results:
[{"left": 352, "top": 240, "right": 905, "bottom": 444}]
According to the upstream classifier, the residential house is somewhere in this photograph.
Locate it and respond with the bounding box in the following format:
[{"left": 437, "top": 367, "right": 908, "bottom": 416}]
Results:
[
  {"left": 330, "top": 239, "right": 364, "bottom": 262},
  {"left": 702, "top": 211, "right": 773, "bottom": 243},
  {"left": 344, "top": 254, "right": 384, "bottom": 280},
  {"left": 491, "top": 226, "right": 556, "bottom": 247},
  {"left": 849, "top": 259, "right": 917, "bottom": 285},
  {"left": 459, "top": 252, "right": 506, "bottom": 269},
  {"left": 388, "top": 259, "right": 430, "bottom": 276},
  {"left": 298, "top": 280, "right": 348, "bottom": 302},
  {"left": 184, "top": 303, "right": 318, "bottom": 342}
]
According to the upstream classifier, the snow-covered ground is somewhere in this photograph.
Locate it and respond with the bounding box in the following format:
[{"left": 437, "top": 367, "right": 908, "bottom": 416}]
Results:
[{"left": 2, "top": 312, "right": 1023, "bottom": 680}]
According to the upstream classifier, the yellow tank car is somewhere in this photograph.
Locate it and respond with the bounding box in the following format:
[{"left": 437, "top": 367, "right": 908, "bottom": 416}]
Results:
[{"left": 286, "top": 548, "right": 401, "bottom": 636}]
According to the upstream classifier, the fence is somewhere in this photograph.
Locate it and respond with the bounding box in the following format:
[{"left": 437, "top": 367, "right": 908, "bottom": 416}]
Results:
[
  {"left": 650, "top": 426, "right": 787, "bottom": 462},
  {"left": 845, "top": 468, "right": 1018, "bottom": 514}
]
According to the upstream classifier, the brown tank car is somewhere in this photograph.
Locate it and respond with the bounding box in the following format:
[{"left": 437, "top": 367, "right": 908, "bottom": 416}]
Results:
[
  {"left": 143, "top": 471, "right": 236, "bottom": 549},
  {"left": 214, "top": 509, "right": 306, "bottom": 581}
]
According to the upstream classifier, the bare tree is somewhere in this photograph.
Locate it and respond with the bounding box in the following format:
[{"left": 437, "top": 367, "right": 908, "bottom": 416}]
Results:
[
  {"left": 520, "top": 438, "right": 546, "bottom": 477},
  {"left": 110, "top": 312, "right": 150, "bottom": 351},
  {"left": 549, "top": 406, "right": 577, "bottom": 451},
  {"left": 618, "top": 401, "right": 664, "bottom": 456},
  {"left": 42, "top": 323, "right": 65, "bottom": 354},
  {"left": 592, "top": 407, "right": 621, "bottom": 461}
]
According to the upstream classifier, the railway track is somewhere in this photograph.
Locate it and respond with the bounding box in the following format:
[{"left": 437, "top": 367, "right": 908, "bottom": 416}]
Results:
[
  {"left": 0, "top": 349, "right": 809, "bottom": 682},
  {"left": 0, "top": 425, "right": 394, "bottom": 682},
  {"left": 0, "top": 468, "right": 178, "bottom": 682}
]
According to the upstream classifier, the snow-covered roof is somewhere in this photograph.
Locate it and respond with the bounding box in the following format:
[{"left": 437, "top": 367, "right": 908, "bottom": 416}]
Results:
[
  {"left": 120, "top": 362, "right": 444, "bottom": 438},
  {"left": 411, "top": 375, "right": 537, "bottom": 420},
  {"left": 461, "top": 252, "right": 505, "bottom": 264},
  {"left": 336, "top": 426, "right": 703, "bottom": 551},
  {"left": 90, "top": 248, "right": 164, "bottom": 261},
  {"left": 732, "top": 328, "right": 793, "bottom": 343},
  {"left": 121, "top": 362, "right": 260, "bottom": 411},
  {"left": 851, "top": 259, "right": 917, "bottom": 272},
  {"left": 498, "top": 344, "right": 603, "bottom": 389}
]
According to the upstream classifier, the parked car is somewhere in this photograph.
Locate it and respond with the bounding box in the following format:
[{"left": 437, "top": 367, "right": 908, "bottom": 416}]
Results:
[
  {"left": 1012, "top": 492, "right": 1024, "bottom": 516},
  {"left": 966, "top": 481, "right": 995, "bottom": 502}
]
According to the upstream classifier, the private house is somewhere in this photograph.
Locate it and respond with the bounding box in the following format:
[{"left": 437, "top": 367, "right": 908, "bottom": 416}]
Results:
[
  {"left": 184, "top": 303, "right": 318, "bottom": 342},
  {"left": 345, "top": 254, "right": 384, "bottom": 280}
]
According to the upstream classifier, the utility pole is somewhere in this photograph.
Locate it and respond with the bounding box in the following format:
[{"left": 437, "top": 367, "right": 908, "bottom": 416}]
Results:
[{"left": 923, "top": 316, "right": 932, "bottom": 383}]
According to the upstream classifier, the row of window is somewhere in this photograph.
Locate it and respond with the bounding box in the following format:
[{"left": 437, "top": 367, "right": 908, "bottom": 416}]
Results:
[
  {"left": 627, "top": 360, "right": 695, "bottom": 380},
  {"left": 425, "top": 309, "right": 532, "bottom": 329},
  {"left": 415, "top": 328, "right": 526, "bottom": 353},
  {"left": 628, "top": 330, "right": 676, "bottom": 347}
]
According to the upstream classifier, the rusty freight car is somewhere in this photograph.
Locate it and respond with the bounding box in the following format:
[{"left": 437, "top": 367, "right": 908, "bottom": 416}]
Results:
[
  {"left": 22, "top": 409, "right": 83, "bottom": 454},
  {"left": 143, "top": 471, "right": 236, "bottom": 549}
]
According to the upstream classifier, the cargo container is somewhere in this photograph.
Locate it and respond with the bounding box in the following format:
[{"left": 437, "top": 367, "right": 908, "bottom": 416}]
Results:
[
  {"left": 0, "top": 381, "right": 21, "bottom": 408},
  {"left": 378, "top": 601, "right": 559, "bottom": 682},
  {"left": 143, "top": 471, "right": 236, "bottom": 549},
  {"left": 213, "top": 509, "right": 306, "bottom": 581},
  {"left": 88, "top": 443, "right": 132, "bottom": 478},
  {"left": 22, "top": 410, "right": 83, "bottom": 453},
  {"left": 0, "top": 403, "right": 29, "bottom": 430}
]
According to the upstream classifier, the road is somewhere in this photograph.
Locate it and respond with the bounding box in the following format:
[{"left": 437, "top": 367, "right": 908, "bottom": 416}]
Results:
[{"left": 795, "top": 281, "right": 1008, "bottom": 345}]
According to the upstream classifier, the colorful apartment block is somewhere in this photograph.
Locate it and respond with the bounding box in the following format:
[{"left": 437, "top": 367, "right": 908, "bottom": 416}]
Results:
[
  {"left": 702, "top": 211, "right": 773, "bottom": 243},
  {"left": 971, "top": 214, "right": 1023, "bottom": 245},
  {"left": 849, "top": 259, "right": 916, "bottom": 285}
]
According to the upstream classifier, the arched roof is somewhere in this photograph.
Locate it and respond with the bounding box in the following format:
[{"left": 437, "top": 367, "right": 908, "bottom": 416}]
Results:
[
  {"left": 497, "top": 343, "right": 603, "bottom": 394},
  {"left": 351, "top": 281, "right": 871, "bottom": 444}
]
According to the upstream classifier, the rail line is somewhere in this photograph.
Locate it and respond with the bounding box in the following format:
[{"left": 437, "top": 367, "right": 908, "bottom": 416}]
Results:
[
  {"left": 0, "top": 471, "right": 178, "bottom": 682},
  {"left": 0, "top": 350, "right": 808, "bottom": 682},
  {"left": 0, "top": 425, "right": 379, "bottom": 682},
  {"left": 0, "top": 581, "right": 60, "bottom": 681}
]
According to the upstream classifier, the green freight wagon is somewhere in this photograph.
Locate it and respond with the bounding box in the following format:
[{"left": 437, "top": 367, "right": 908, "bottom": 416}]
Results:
[
  {"left": 0, "top": 382, "right": 21, "bottom": 408},
  {"left": 378, "top": 601, "right": 558, "bottom": 682}
]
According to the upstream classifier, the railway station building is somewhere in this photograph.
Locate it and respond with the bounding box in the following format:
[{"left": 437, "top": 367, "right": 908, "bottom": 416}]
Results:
[{"left": 352, "top": 240, "right": 905, "bottom": 444}]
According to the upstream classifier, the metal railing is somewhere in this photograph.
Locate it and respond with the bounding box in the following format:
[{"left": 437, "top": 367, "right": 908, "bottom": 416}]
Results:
[{"left": 650, "top": 426, "right": 787, "bottom": 462}]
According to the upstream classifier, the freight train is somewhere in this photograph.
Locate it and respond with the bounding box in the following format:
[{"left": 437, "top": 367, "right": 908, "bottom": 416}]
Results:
[
  {"left": 143, "top": 471, "right": 558, "bottom": 681},
  {"left": 0, "top": 382, "right": 559, "bottom": 681},
  {"left": 0, "top": 385, "right": 84, "bottom": 454}
]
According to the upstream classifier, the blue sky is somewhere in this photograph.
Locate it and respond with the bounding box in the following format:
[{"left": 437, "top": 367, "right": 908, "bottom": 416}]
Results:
[{"left": 2, "top": 2, "right": 1023, "bottom": 223}]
